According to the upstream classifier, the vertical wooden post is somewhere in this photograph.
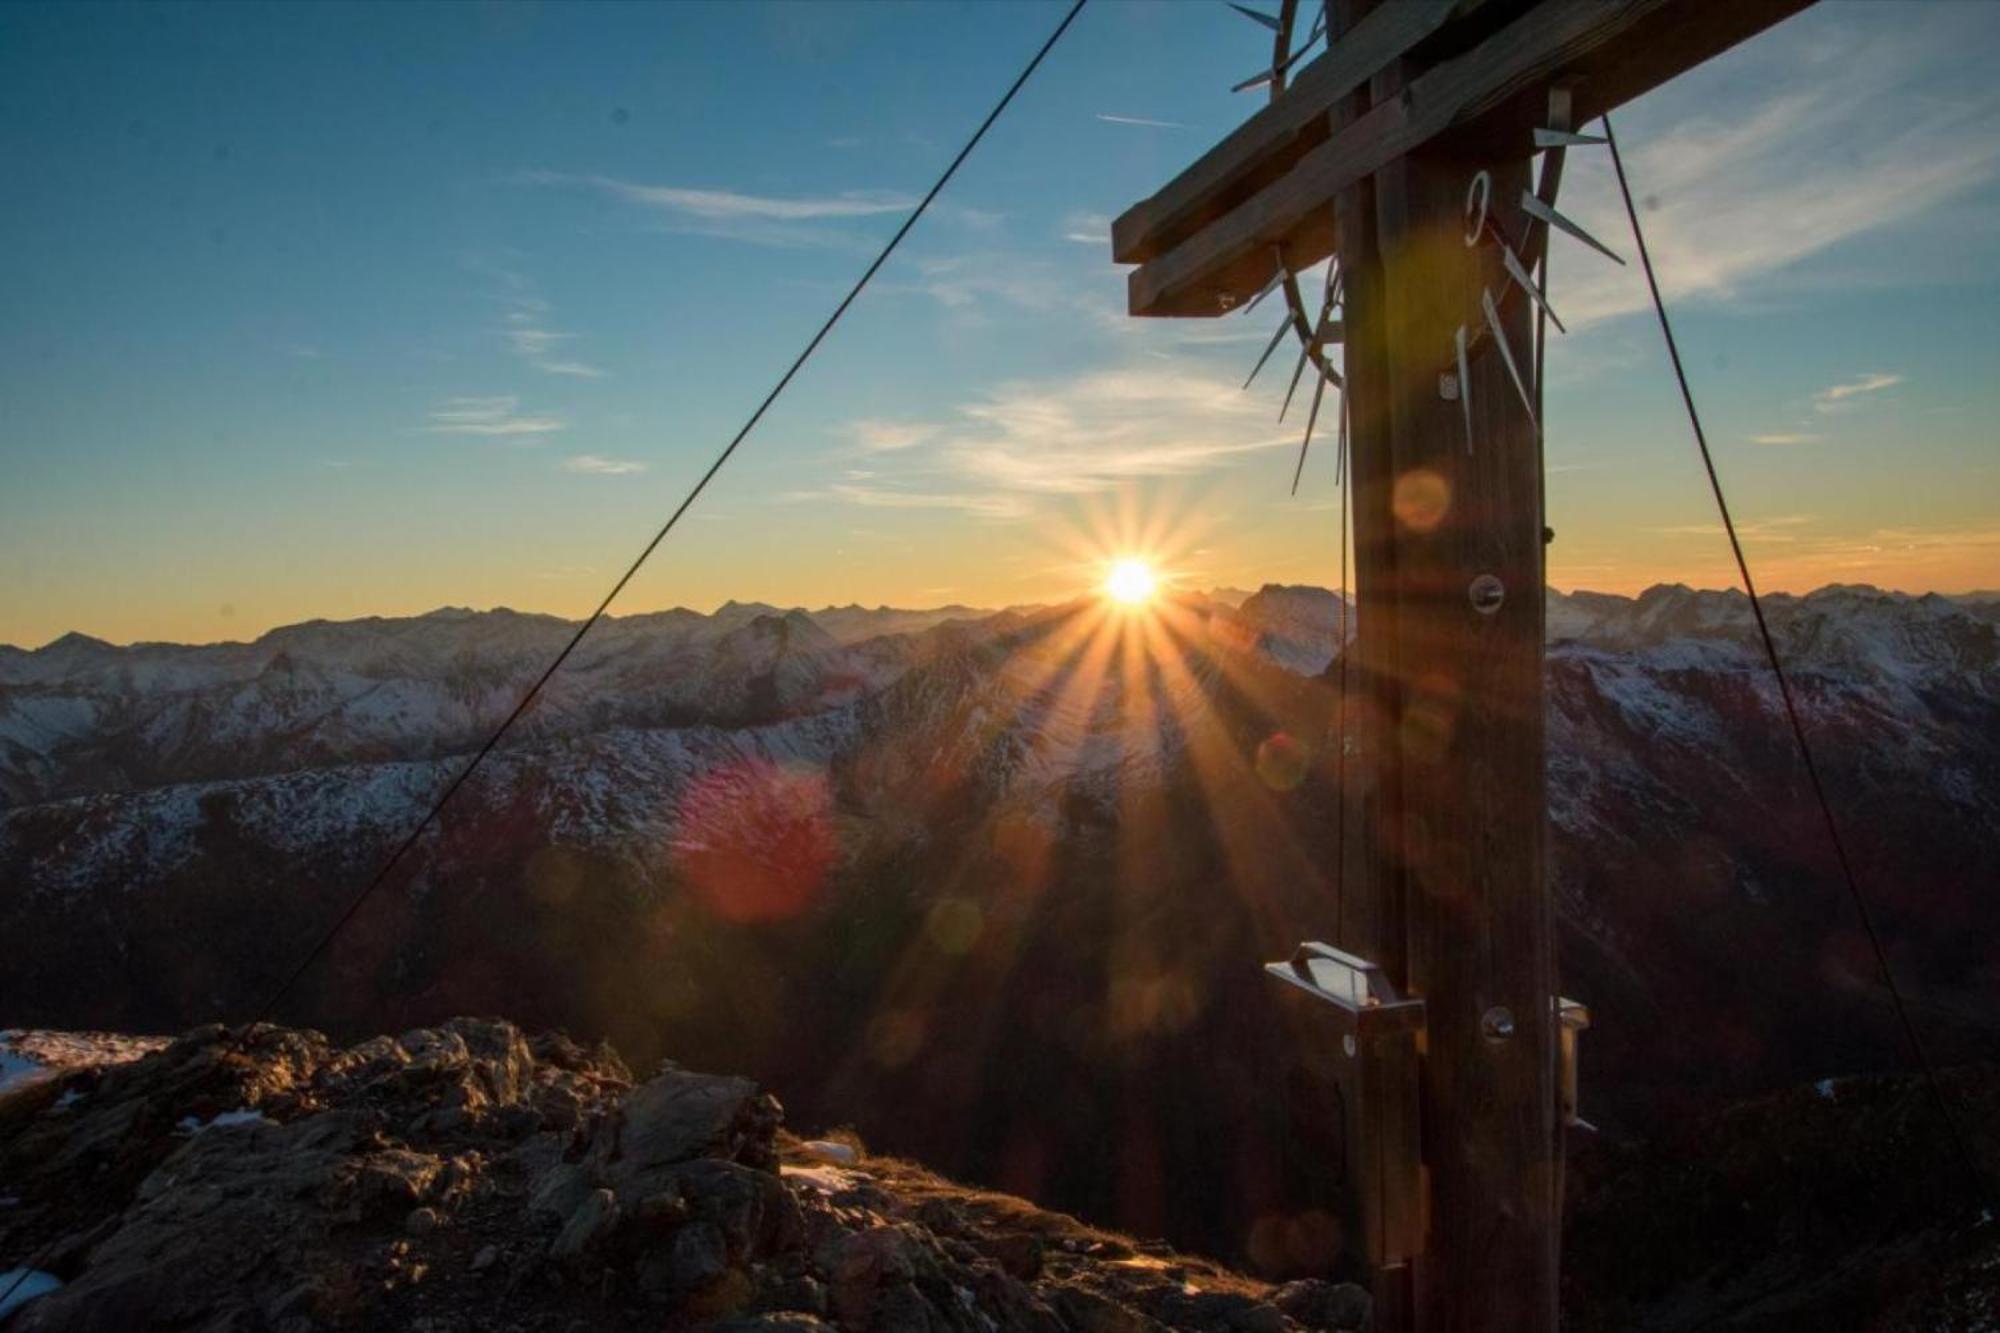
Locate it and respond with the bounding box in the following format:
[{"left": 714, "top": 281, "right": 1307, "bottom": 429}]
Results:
[{"left": 1334, "top": 49, "right": 1558, "bottom": 1333}]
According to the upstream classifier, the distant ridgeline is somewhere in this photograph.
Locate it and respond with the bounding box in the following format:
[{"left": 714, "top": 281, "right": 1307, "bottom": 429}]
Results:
[{"left": 2, "top": 583, "right": 1996, "bottom": 1265}]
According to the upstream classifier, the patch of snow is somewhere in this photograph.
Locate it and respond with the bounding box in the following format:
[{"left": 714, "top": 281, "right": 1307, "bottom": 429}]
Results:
[
  {"left": 175, "top": 1107, "right": 271, "bottom": 1134},
  {"left": 0, "top": 1046, "right": 47, "bottom": 1096},
  {"left": 0, "top": 1269, "right": 62, "bottom": 1319},
  {"left": 781, "top": 1164, "right": 863, "bottom": 1194},
  {"left": 798, "top": 1139, "right": 859, "bottom": 1166}
]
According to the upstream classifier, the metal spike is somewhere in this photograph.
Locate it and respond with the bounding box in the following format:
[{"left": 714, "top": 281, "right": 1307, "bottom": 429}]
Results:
[
  {"left": 1455, "top": 324, "right": 1473, "bottom": 453},
  {"left": 1241, "top": 253, "right": 1287, "bottom": 315},
  {"left": 1228, "top": 2, "right": 1282, "bottom": 31},
  {"left": 1481, "top": 287, "right": 1537, "bottom": 429},
  {"left": 1279, "top": 338, "right": 1312, "bottom": 420},
  {"left": 1291, "top": 365, "right": 1331, "bottom": 496},
  {"left": 1230, "top": 24, "right": 1321, "bottom": 93},
  {"left": 1521, "top": 191, "right": 1625, "bottom": 266},
  {"left": 1534, "top": 127, "right": 1606, "bottom": 149},
  {"left": 1500, "top": 243, "right": 1566, "bottom": 334},
  {"left": 1244, "top": 314, "right": 1293, "bottom": 389}
]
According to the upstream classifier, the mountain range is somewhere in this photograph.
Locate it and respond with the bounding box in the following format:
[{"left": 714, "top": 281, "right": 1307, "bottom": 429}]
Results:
[{"left": 3, "top": 582, "right": 1996, "bottom": 1271}]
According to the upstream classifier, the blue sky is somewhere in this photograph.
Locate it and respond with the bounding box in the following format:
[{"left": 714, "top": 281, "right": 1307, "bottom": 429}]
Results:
[{"left": 3, "top": 0, "right": 1997, "bottom": 646}]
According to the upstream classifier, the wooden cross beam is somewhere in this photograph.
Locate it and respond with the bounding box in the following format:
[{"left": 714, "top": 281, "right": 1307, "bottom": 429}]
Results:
[
  {"left": 1115, "top": 0, "right": 1811, "bottom": 317},
  {"left": 1113, "top": 2, "right": 1813, "bottom": 1330}
]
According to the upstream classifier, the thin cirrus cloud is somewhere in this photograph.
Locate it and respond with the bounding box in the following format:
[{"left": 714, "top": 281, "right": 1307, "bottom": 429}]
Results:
[
  {"left": 517, "top": 170, "right": 916, "bottom": 247},
  {"left": 1748, "top": 432, "right": 1823, "bottom": 445},
  {"left": 1061, "top": 210, "right": 1111, "bottom": 245},
  {"left": 1546, "top": 13, "right": 2000, "bottom": 329},
  {"left": 1813, "top": 371, "right": 1903, "bottom": 413},
  {"left": 464, "top": 254, "right": 609, "bottom": 380},
  {"left": 424, "top": 395, "right": 564, "bottom": 438},
  {"left": 844, "top": 420, "right": 935, "bottom": 454},
  {"left": 1095, "top": 113, "right": 1186, "bottom": 130},
  {"left": 563, "top": 454, "right": 648, "bottom": 475}
]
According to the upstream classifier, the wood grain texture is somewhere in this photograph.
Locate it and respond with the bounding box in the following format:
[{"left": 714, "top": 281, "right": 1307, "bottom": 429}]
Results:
[
  {"left": 1111, "top": 0, "right": 1460, "bottom": 265},
  {"left": 1373, "top": 148, "right": 1556, "bottom": 1333}
]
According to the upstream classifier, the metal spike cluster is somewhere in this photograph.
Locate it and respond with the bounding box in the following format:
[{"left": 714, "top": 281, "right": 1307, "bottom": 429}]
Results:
[
  {"left": 1450, "top": 94, "right": 1628, "bottom": 454},
  {"left": 1228, "top": 1, "right": 1328, "bottom": 95},
  {"left": 1226, "top": 0, "right": 1347, "bottom": 492}
]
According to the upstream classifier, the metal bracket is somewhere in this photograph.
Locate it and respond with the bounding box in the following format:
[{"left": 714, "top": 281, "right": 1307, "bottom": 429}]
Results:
[
  {"left": 1266, "top": 941, "right": 1426, "bottom": 1039},
  {"left": 1265, "top": 941, "right": 1427, "bottom": 1271},
  {"left": 1556, "top": 996, "right": 1592, "bottom": 1130}
]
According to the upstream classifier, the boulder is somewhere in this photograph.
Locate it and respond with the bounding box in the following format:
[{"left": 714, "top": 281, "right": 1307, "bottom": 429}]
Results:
[{"left": 586, "top": 1070, "right": 782, "bottom": 1199}]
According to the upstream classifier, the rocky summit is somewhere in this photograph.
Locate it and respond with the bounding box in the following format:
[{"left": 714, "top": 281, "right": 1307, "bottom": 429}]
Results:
[{"left": 0, "top": 1019, "right": 1368, "bottom": 1332}]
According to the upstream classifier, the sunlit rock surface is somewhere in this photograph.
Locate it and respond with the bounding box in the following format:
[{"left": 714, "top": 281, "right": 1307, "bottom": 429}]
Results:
[{"left": 0, "top": 1019, "right": 1367, "bottom": 1332}]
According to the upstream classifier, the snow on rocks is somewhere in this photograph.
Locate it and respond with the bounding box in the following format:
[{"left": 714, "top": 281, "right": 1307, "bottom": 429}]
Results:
[{"left": 0, "top": 1269, "right": 61, "bottom": 1320}]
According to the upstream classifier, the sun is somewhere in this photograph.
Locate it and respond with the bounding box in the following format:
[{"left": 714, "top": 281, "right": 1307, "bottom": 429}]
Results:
[{"left": 1104, "top": 558, "right": 1159, "bottom": 607}]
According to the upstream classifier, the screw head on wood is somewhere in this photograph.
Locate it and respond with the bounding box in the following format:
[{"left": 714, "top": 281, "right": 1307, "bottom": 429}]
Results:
[
  {"left": 1482, "top": 1005, "right": 1516, "bottom": 1041},
  {"left": 1469, "top": 573, "right": 1506, "bottom": 615},
  {"left": 1342, "top": 1034, "right": 1358, "bottom": 1058},
  {"left": 1439, "top": 371, "right": 1461, "bottom": 401}
]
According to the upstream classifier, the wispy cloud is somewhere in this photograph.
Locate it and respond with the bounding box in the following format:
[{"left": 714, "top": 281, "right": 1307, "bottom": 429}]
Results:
[
  {"left": 1813, "top": 371, "right": 1903, "bottom": 413},
  {"left": 523, "top": 171, "right": 916, "bottom": 222},
  {"left": 1096, "top": 113, "right": 1186, "bottom": 130},
  {"left": 1650, "top": 514, "right": 1816, "bottom": 542},
  {"left": 802, "top": 366, "right": 1288, "bottom": 517},
  {"left": 897, "top": 252, "right": 1125, "bottom": 331},
  {"left": 563, "top": 454, "right": 647, "bottom": 475},
  {"left": 1748, "top": 432, "right": 1823, "bottom": 445},
  {"left": 425, "top": 395, "right": 564, "bottom": 438},
  {"left": 1548, "top": 13, "right": 2000, "bottom": 327},
  {"left": 517, "top": 170, "right": 919, "bottom": 248},
  {"left": 807, "top": 482, "right": 1028, "bottom": 520},
  {"left": 845, "top": 420, "right": 935, "bottom": 454},
  {"left": 1062, "top": 210, "right": 1111, "bottom": 245},
  {"left": 466, "top": 255, "right": 609, "bottom": 379}
]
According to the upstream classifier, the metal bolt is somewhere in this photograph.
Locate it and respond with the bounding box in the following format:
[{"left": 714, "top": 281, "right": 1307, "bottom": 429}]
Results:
[
  {"left": 1481, "top": 1005, "right": 1516, "bottom": 1041},
  {"left": 1439, "top": 371, "right": 1461, "bottom": 401},
  {"left": 1469, "top": 573, "right": 1505, "bottom": 615},
  {"left": 1342, "top": 1034, "right": 1358, "bottom": 1059}
]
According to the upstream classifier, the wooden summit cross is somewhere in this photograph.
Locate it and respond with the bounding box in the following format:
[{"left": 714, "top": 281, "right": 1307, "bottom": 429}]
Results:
[{"left": 1113, "top": 1, "right": 1811, "bottom": 1328}]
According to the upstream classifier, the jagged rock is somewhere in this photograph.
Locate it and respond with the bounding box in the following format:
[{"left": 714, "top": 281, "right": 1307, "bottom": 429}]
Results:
[
  {"left": 550, "top": 1189, "right": 619, "bottom": 1263},
  {"left": 0, "top": 1019, "right": 1367, "bottom": 1332},
  {"left": 588, "top": 1070, "right": 782, "bottom": 1199},
  {"left": 1269, "top": 1278, "right": 1371, "bottom": 1330},
  {"left": 710, "top": 1314, "right": 835, "bottom": 1331},
  {"left": 975, "top": 1228, "right": 1044, "bottom": 1281},
  {"left": 528, "top": 1161, "right": 593, "bottom": 1222}
]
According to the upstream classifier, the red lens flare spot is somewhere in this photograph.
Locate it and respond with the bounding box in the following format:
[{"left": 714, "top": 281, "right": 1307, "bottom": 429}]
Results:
[
  {"left": 1255, "top": 731, "right": 1310, "bottom": 791},
  {"left": 671, "top": 759, "right": 836, "bottom": 923}
]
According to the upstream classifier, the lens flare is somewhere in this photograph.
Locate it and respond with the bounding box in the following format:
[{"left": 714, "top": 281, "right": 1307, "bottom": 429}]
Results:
[{"left": 1105, "top": 558, "right": 1159, "bottom": 606}]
